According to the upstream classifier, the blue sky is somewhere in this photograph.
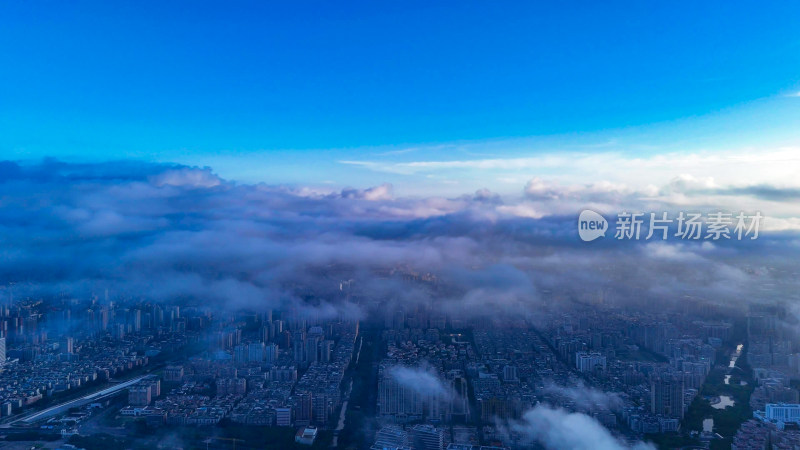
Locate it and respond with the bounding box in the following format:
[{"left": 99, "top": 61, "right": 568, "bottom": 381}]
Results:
[{"left": 1, "top": 1, "right": 799, "bottom": 193}]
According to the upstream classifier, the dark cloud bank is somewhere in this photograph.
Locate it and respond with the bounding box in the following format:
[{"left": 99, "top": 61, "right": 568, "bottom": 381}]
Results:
[{"left": 0, "top": 159, "right": 797, "bottom": 321}]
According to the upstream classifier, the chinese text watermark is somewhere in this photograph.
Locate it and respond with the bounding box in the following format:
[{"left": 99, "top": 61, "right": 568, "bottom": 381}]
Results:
[{"left": 578, "top": 210, "right": 762, "bottom": 242}]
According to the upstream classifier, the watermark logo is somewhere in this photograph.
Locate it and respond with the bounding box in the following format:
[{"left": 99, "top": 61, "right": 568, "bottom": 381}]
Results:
[
  {"left": 578, "top": 209, "right": 608, "bottom": 242},
  {"left": 578, "top": 210, "right": 763, "bottom": 242}
]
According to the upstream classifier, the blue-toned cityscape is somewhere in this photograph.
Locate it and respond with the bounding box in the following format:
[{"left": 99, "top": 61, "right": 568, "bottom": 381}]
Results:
[{"left": 2, "top": 2, "right": 800, "bottom": 450}]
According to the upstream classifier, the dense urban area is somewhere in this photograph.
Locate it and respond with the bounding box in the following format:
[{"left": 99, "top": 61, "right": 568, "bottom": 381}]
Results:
[{"left": 0, "top": 268, "right": 797, "bottom": 450}]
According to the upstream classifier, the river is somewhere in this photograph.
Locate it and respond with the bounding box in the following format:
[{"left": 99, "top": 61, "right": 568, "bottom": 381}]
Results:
[{"left": 703, "top": 343, "right": 745, "bottom": 432}]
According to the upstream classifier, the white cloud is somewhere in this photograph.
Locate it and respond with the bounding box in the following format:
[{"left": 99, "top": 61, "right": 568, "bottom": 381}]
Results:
[
  {"left": 342, "top": 147, "right": 800, "bottom": 193},
  {"left": 506, "top": 405, "right": 655, "bottom": 450},
  {"left": 496, "top": 203, "right": 544, "bottom": 219},
  {"left": 150, "top": 167, "right": 222, "bottom": 188},
  {"left": 387, "top": 365, "right": 454, "bottom": 401}
]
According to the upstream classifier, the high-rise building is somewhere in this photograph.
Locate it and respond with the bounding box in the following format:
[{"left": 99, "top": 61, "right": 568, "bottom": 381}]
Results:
[
  {"left": 307, "top": 326, "right": 325, "bottom": 365},
  {"left": 265, "top": 343, "right": 278, "bottom": 365},
  {"left": 378, "top": 373, "right": 423, "bottom": 419},
  {"left": 292, "top": 330, "right": 306, "bottom": 364},
  {"left": 410, "top": 424, "right": 443, "bottom": 450},
  {"left": 502, "top": 365, "right": 518, "bottom": 382},
  {"left": 234, "top": 344, "right": 248, "bottom": 364},
  {"left": 293, "top": 392, "right": 313, "bottom": 426},
  {"left": 113, "top": 323, "right": 125, "bottom": 340},
  {"left": 311, "top": 394, "right": 329, "bottom": 425},
  {"left": 320, "top": 340, "right": 333, "bottom": 363},
  {"left": 216, "top": 378, "right": 246, "bottom": 396},
  {"left": 479, "top": 396, "right": 512, "bottom": 422},
  {"left": 378, "top": 366, "right": 452, "bottom": 422},
  {"left": 132, "top": 309, "right": 141, "bottom": 332},
  {"left": 650, "top": 374, "right": 685, "bottom": 419},
  {"left": 61, "top": 337, "right": 74, "bottom": 354},
  {"left": 305, "top": 335, "right": 320, "bottom": 365},
  {"left": 248, "top": 342, "right": 264, "bottom": 363},
  {"left": 448, "top": 370, "right": 470, "bottom": 422},
  {"left": 164, "top": 365, "right": 184, "bottom": 383},
  {"left": 576, "top": 352, "right": 607, "bottom": 373},
  {"left": 100, "top": 308, "right": 109, "bottom": 331},
  {"left": 261, "top": 324, "right": 272, "bottom": 343},
  {"left": 275, "top": 407, "right": 291, "bottom": 426},
  {"left": 128, "top": 386, "right": 151, "bottom": 406},
  {"left": 142, "top": 376, "right": 161, "bottom": 397},
  {"left": 373, "top": 426, "right": 409, "bottom": 448}
]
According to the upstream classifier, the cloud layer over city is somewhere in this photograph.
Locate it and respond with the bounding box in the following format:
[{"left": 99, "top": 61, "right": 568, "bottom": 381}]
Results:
[{"left": 0, "top": 159, "right": 797, "bottom": 319}]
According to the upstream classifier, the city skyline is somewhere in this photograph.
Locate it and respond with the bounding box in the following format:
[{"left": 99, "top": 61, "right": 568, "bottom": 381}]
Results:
[{"left": 1, "top": 2, "right": 799, "bottom": 450}]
